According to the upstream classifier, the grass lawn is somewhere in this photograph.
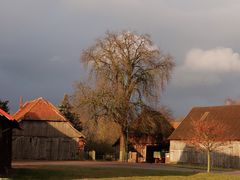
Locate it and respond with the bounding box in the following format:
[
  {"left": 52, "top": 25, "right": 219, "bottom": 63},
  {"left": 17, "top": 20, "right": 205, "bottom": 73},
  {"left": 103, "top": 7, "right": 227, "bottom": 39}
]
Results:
[
  {"left": 5, "top": 165, "right": 239, "bottom": 180},
  {"left": 169, "top": 163, "right": 235, "bottom": 172}
]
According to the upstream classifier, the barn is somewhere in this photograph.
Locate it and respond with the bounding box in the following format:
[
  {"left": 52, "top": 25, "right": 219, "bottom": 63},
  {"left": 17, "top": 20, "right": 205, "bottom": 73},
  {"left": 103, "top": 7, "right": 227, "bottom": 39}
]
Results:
[
  {"left": 12, "top": 97, "right": 85, "bottom": 160},
  {"left": 169, "top": 105, "right": 240, "bottom": 168},
  {"left": 0, "top": 109, "right": 20, "bottom": 174},
  {"left": 114, "top": 108, "right": 174, "bottom": 163}
]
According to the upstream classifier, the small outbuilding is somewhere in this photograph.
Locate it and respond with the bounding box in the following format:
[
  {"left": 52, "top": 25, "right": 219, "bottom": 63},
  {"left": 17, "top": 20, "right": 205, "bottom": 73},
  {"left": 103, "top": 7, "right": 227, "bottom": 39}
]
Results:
[
  {"left": 0, "top": 109, "right": 20, "bottom": 174},
  {"left": 12, "top": 97, "right": 85, "bottom": 160},
  {"left": 169, "top": 105, "right": 240, "bottom": 168},
  {"left": 114, "top": 108, "right": 174, "bottom": 163}
]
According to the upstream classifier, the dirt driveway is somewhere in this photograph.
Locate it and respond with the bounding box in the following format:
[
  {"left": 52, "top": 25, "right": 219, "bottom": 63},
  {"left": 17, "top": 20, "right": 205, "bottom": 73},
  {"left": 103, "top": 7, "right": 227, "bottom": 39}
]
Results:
[
  {"left": 11, "top": 160, "right": 240, "bottom": 178},
  {"left": 13, "top": 160, "right": 240, "bottom": 175},
  {"left": 13, "top": 161, "right": 203, "bottom": 172}
]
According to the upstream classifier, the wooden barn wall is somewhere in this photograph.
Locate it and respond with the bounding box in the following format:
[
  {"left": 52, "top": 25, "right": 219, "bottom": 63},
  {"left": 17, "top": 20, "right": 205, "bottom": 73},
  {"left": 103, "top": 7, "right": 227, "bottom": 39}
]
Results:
[
  {"left": 12, "top": 136, "right": 79, "bottom": 160},
  {"left": 13, "top": 121, "right": 81, "bottom": 138},
  {"left": 12, "top": 121, "right": 81, "bottom": 160},
  {"left": 170, "top": 140, "right": 240, "bottom": 168}
]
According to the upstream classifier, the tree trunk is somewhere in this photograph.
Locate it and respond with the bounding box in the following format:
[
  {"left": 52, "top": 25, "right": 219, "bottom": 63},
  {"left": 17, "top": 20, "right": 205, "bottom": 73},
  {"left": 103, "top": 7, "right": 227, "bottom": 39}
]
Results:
[
  {"left": 119, "top": 131, "right": 126, "bottom": 162},
  {"left": 207, "top": 150, "right": 211, "bottom": 173}
]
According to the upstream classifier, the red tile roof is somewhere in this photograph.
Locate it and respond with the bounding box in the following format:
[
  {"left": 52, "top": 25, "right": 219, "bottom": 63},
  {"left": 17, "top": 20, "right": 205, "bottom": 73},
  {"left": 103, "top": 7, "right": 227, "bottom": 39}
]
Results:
[
  {"left": 13, "top": 97, "right": 67, "bottom": 122},
  {"left": 0, "top": 108, "right": 14, "bottom": 121},
  {"left": 169, "top": 105, "right": 240, "bottom": 140}
]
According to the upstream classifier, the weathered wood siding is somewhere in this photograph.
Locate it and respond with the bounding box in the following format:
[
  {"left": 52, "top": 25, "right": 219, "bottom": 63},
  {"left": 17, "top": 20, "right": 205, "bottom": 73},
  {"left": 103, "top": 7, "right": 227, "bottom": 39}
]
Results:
[
  {"left": 170, "top": 140, "right": 240, "bottom": 168},
  {"left": 12, "top": 121, "right": 81, "bottom": 160},
  {"left": 12, "top": 136, "right": 79, "bottom": 160},
  {"left": 13, "top": 121, "right": 81, "bottom": 138}
]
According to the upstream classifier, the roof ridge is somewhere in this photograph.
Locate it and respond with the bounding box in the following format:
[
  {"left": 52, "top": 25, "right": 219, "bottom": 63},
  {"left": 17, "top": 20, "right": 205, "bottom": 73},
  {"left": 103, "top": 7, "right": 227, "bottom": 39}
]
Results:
[
  {"left": 13, "top": 97, "right": 78, "bottom": 122},
  {"left": 192, "top": 104, "right": 240, "bottom": 109},
  {"left": 13, "top": 97, "right": 53, "bottom": 120},
  {"left": 13, "top": 98, "right": 37, "bottom": 119},
  {"left": 41, "top": 98, "right": 67, "bottom": 121},
  {"left": 19, "top": 98, "right": 42, "bottom": 120},
  {"left": 26, "top": 98, "right": 41, "bottom": 114}
]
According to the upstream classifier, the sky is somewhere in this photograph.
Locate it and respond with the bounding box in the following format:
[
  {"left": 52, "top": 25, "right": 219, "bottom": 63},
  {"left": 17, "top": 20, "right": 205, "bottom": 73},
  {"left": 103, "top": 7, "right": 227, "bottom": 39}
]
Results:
[{"left": 1, "top": 0, "right": 240, "bottom": 117}]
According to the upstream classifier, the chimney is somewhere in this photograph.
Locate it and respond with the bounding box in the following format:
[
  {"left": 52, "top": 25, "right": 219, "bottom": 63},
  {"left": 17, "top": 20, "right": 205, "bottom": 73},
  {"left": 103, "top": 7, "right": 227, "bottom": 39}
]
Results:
[{"left": 19, "top": 96, "right": 23, "bottom": 109}]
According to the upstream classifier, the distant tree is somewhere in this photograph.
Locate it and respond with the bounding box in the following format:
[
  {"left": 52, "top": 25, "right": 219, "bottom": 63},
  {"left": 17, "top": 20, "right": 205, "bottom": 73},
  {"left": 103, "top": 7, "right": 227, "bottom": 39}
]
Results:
[
  {"left": 74, "top": 31, "right": 174, "bottom": 161},
  {"left": 59, "top": 94, "right": 82, "bottom": 131},
  {"left": 0, "top": 99, "right": 10, "bottom": 113},
  {"left": 186, "top": 116, "right": 229, "bottom": 173}
]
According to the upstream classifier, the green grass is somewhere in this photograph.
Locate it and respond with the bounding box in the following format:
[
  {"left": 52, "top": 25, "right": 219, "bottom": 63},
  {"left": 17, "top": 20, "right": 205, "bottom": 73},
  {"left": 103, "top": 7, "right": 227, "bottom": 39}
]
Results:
[
  {"left": 6, "top": 165, "right": 239, "bottom": 180},
  {"left": 168, "top": 163, "right": 234, "bottom": 172}
]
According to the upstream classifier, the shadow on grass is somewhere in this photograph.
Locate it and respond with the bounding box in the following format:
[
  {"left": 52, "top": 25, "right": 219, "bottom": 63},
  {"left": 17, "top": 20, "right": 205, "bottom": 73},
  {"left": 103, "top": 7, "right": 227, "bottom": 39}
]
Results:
[{"left": 7, "top": 165, "right": 196, "bottom": 179}]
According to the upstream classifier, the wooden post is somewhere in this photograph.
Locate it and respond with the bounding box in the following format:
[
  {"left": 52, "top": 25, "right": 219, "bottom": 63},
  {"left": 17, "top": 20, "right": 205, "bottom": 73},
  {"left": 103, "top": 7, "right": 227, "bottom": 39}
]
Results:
[{"left": 207, "top": 150, "right": 211, "bottom": 173}]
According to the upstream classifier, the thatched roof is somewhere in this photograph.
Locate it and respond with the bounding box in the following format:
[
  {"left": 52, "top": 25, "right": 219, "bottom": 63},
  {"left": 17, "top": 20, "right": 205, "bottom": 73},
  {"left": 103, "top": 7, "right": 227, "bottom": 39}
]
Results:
[
  {"left": 130, "top": 107, "right": 174, "bottom": 139},
  {"left": 169, "top": 105, "right": 240, "bottom": 140}
]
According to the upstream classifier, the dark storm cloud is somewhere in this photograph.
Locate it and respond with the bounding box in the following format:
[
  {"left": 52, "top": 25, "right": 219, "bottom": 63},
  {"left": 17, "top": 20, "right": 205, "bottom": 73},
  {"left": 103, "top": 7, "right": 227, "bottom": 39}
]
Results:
[
  {"left": 162, "top": 73, "right": 240, "bottom": 116},
  {"left": 1, "top": 0, "right": 240, "bottom": 117}
]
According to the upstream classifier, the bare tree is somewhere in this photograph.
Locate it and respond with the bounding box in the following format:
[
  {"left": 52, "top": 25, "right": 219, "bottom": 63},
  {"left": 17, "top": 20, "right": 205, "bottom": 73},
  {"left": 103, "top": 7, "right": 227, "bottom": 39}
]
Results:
[
  {"left": 186, "top": 116, "right": 230, "bottom": 173},
  {"left": 74, "top": 31, "right": 174, "bottom": 161}
]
